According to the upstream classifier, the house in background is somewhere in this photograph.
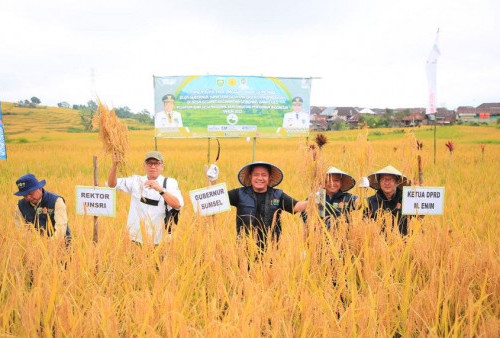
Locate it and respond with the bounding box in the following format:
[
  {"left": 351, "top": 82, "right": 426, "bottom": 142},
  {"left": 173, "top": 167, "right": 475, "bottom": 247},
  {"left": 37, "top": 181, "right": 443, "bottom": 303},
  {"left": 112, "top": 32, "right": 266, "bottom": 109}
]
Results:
[
  {"left": 347, "top": 113, "right": 361, "bottom": 128},
  {"left": 310, "top": 108, "right": 329, "bottom": 130},
  {"left": 476, "top": 103, "right": 500, "bottom": 123},
  {"left": 358, "top": 108, "right": 377, "bottom": 115},
  {"left": 308, "top": 102, "right": 500, "bottom": 131},
  {"left": 335, "top": 107, "right": 359, "bottom": 120},
  {"left": 435, "top": 108, "right": 456, "bottom": 125},
  {"left": 400, "top": 112, "right": 427, "bottom": 127},
  {"left": 457, "top": 106, "right": 477, "bottom": 122}
]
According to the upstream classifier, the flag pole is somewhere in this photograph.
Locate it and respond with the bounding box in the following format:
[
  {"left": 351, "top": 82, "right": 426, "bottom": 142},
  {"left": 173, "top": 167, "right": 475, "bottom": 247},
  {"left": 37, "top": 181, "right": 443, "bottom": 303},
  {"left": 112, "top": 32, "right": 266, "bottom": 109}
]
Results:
[
  {"left": 433, "top": 117, "right": 437, "bottom": 164},
  {"left": 426, "top": 28, "right": 440, "bottom": 165}
]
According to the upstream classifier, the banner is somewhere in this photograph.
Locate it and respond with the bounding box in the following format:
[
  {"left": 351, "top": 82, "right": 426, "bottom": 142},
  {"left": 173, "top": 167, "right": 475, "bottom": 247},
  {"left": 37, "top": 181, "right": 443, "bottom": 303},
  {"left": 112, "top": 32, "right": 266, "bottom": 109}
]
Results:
[
  {"left": 426, "top": 30, "right": 440, "bottom": 115},
  {"left": 0, "top": 101, "right": 6, "bottom": 159},
  {"left": 154, "top": 75, "right": 312, "bottom": 138}
]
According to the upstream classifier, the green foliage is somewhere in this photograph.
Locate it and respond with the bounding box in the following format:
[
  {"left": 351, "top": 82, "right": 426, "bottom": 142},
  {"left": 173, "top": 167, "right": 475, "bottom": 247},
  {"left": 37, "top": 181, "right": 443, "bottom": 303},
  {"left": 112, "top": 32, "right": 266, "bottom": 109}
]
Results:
[
  {"left": 497, "top": 116, "right": 500, "bottom": 125},
  {"left": 57, "top": 101, "right": 70, "bottom": 108},
  {"left": 331, "top": 120, "right": 347, "bottom": 131},
  {"left": 115, "top": 106, "right": 133, "bottom": 118},
  {"left": 66, "top": 127, "right": 86, "bottom": 133},
  {"left": 30, "top": 97, "right": 41, "bottom": 104},
  {"left": 364, "top": 115, "right": 389, "bottom": 128},
  {"left": 77, "top": 101, "right": 152, "bottom": 130},
  {"left": 134, "top": 111, "right": 153, "bottom": 125},
  {"left": 79, "top": 107, "right": 95, "bottom": 132},
  {"left": 16, "top": 100, "right": 37, "bottom": 108}
]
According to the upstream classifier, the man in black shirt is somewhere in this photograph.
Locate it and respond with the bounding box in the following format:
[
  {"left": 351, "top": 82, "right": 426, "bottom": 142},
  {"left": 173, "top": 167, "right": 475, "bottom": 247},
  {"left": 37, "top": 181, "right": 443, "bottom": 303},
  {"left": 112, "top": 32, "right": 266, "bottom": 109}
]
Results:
[
  {"left": 364, "top": 165, "right": 411, "bottom": 235},
  {"left": 228, "top": 161, "right": 307, "bottom": 251}
]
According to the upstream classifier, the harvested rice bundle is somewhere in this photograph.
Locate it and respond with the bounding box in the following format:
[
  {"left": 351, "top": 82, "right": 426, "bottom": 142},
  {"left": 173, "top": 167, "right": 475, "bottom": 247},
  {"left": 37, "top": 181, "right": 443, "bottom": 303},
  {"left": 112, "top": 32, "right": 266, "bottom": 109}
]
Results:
[{"left": 92, "top": 101, "right": 128, "bottom": 174}]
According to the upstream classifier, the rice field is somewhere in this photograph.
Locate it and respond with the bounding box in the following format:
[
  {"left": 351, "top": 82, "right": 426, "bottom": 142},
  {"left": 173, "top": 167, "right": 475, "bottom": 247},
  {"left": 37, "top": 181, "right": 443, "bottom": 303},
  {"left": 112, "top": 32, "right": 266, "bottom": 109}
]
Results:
[{"left": 1, "top": 103, "right": 499, "bottom": 336}]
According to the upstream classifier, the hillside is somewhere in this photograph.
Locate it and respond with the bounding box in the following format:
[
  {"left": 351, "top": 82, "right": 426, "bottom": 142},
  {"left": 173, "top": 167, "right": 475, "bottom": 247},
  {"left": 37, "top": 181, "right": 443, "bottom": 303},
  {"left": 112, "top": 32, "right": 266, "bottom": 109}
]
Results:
[{"left": 0, "top": 102, "right": 153, "bottom": 140}]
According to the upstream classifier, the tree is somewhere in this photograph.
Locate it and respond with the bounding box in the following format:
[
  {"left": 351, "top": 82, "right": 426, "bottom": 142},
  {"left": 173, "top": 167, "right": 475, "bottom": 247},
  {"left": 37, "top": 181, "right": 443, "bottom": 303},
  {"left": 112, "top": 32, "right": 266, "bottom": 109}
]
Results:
[
  {"left": 87, "top": 100, "right": 98, "bottom": 111},
  {"left": 57, "top": 101, "right": 70, "bottom": 108},
  {"left": 78, "top": 100, "right": 98, "bottom": 132},
  {"left": 30, "top": 97, "right": 41, "bottom": 105},
  {"left": 364, "top": 116, "right": 380, "bottom": 128},
  {"left": 115, "top": 106, "right": 132, "bottom": 118},
  {"left": 332, "top": 120, "right": 347, "bottom": 131},
  {"left": 79, "top": 108, "right": 95, "bottom": 131},
  {"left": 135, "top": 111, "right": 153, "bottom": 124}
]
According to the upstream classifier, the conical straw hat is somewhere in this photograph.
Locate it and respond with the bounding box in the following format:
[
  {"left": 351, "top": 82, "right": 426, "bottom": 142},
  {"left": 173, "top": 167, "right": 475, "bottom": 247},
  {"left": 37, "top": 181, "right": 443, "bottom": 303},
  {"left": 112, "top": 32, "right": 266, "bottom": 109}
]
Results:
[
  {"left": 326, "top": 166, "right": 356, "bottom": 192},
  {"left": 237, "top": 161, "right": 284, "bottom": 188},
  {"left": 367, "top": 165, "right": 410, "bottom": 190}
]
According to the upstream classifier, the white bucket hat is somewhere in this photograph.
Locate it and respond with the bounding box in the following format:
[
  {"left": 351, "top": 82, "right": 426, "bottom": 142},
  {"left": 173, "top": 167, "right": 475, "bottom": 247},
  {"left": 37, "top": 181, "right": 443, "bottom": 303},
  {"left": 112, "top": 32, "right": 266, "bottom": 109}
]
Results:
[
  {"left": 237, "top": 161, "right": 284, "bottom": 187},
  {"left": 325, "top": 166, "right": 356, "bottom": 192},
  {"left": 367, "top": 165, "right": 410, "bottom": 190}
]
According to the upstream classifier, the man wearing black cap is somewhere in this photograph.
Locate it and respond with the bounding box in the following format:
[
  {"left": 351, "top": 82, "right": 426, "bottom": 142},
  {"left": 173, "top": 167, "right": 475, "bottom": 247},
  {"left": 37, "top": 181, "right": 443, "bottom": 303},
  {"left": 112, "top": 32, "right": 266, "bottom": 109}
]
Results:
[
  {"left": 282, "top": 96, "right": 310, "bottom": 129},
  {"left": 155, "top": 94, "right": 183, "bottom": 128},
  {"left": 108, "top": 151, "right": 184, "bottom": 245},
  {"left": 14, "top": 173, "right": 72, "bottom": 241}
]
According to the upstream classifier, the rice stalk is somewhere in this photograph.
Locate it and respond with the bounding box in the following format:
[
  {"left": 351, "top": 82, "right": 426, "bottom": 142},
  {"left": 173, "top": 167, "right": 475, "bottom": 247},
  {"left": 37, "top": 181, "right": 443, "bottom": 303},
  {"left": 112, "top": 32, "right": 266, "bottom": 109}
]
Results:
[{"left": 92, "top": 101, "right": 129, "bottom": 175}]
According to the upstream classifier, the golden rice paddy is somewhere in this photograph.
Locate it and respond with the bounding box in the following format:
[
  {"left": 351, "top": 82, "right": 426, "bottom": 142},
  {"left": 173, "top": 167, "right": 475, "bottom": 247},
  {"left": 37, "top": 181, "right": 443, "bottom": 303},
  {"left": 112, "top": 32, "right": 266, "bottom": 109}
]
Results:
[{"left": 0, "top": 103, "right": 499, "bottom": 336}]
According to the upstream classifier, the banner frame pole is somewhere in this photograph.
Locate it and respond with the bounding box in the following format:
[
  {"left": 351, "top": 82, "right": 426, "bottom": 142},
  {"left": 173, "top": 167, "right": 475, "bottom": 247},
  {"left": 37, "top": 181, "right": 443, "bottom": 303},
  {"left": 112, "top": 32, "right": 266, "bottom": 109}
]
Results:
[
  {"left": 252, "top": 137, "right": 256, "bottom": 161},
  {"left": 93, "top": 155, "right": 99, "bottom": 244},
  {"left": 207, "top": 137, "right": 211, "bottom": 164}
]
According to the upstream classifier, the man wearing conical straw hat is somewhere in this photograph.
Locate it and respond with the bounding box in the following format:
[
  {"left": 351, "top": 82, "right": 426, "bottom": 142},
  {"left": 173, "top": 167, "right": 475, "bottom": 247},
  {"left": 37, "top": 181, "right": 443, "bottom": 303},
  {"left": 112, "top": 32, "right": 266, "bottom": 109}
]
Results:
[
  {"left": 228, "top": 161, "right": 307, "bottom": 251},
  {"left": 364, "top": 165, "right": 411, "bottom": 235},
  {"left": 322, "top": 167, "right": 359, "bottom": 228}
]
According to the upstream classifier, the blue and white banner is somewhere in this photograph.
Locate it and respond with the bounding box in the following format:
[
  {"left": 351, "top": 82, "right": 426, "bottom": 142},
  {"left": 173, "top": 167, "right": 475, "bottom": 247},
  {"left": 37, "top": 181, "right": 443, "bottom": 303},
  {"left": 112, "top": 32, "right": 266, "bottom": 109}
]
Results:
[
  {"left": 153, "top": 75, "right": 312, "bottom": 138},
  {"left": 0, "top": 101, "right": 6, "bottom": 159}
]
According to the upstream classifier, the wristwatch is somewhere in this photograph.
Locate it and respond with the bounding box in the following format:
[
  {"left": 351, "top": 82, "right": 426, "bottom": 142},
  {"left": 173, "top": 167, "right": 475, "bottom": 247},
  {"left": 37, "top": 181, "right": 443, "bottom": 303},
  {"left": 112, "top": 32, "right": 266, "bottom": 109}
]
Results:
[{"left": 159, "top": 189, "right": 166, "bottom": 196}]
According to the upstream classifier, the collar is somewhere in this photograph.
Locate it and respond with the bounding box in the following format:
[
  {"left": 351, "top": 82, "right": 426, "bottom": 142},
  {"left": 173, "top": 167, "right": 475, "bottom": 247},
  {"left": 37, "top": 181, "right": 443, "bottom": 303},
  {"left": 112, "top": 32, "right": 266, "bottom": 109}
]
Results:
[
  {"left": 376, "top": 188, "right": 401, "bottom": 201},
  {"left": 327, "top": 190, "right": 344, "bottom": 200}
]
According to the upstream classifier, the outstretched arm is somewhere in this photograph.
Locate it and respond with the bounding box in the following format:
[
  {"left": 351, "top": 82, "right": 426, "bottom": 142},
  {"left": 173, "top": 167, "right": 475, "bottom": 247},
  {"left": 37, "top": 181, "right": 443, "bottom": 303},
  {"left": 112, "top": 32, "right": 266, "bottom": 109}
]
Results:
[{"left": 293, "top": 201, "right": 308, "bottom": 213}]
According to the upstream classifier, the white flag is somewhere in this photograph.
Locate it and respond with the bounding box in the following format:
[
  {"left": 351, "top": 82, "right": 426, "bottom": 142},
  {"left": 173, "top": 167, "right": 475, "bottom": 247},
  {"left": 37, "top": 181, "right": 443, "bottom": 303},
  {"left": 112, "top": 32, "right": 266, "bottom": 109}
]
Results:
[
  {"left": 0, "top": 100, "right": 6, "bottom": 159},
  {"left": 426, "top": 29, "right": 440, "bottom": 115}
]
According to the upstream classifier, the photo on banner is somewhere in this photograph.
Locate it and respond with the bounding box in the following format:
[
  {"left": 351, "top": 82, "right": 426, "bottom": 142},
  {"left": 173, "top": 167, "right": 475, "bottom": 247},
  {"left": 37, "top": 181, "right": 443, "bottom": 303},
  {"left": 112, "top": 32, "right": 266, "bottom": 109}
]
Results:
[
  {"left": 0, "top": 101, "right": 7, "bottom": 160},
  {"left": 153, "top": 75, "right": 312, "bottom": 138}
]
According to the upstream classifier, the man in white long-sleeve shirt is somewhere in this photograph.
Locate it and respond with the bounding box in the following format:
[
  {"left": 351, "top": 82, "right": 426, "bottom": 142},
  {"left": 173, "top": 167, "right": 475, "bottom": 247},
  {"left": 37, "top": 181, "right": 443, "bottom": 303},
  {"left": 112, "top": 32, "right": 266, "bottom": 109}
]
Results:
[{"left": 108, "top": 151, "right": 184, "bottom": 245}]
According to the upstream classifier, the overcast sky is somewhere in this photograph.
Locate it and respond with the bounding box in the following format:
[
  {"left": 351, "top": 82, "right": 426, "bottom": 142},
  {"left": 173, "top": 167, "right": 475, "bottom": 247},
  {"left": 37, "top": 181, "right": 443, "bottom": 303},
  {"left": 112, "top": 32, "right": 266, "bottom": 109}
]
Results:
[{"left": 1, "top": 0, "right": 499, "bottom": 113}]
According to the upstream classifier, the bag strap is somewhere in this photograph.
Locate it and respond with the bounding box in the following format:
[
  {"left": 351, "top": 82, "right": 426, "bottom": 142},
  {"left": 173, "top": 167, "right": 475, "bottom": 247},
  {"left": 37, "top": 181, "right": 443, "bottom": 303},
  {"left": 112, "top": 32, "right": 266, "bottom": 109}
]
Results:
[{"left": 163, "top": 177, "right": 179, "bottom": 232}]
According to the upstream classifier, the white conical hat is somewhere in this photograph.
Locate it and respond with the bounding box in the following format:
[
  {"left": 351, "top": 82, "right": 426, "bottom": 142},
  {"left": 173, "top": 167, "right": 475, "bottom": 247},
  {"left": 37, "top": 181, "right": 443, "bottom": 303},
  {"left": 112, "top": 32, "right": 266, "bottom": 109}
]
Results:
[
  {"left": 237, "top": 161, "right": 284, "bottom": 188},
  {"left": 325, "top": 166, "right": 356, "bottom": 192},
  {"left": 367, "top": 165, "right": 410, "bottom": 190}
]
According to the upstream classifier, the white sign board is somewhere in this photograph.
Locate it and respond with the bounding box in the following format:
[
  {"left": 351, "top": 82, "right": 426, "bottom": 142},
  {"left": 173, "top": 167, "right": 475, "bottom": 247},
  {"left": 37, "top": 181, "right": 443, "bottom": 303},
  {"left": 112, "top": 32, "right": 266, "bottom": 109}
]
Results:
[
  {"left": 189, "top": 183, "right": 231, "bottom": 216},
  {"left": 75, "top": 186, "right": 116, "bottom": 217},
  {"left": 402, "top": 186, "right": 445, "bottom": 215}
]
